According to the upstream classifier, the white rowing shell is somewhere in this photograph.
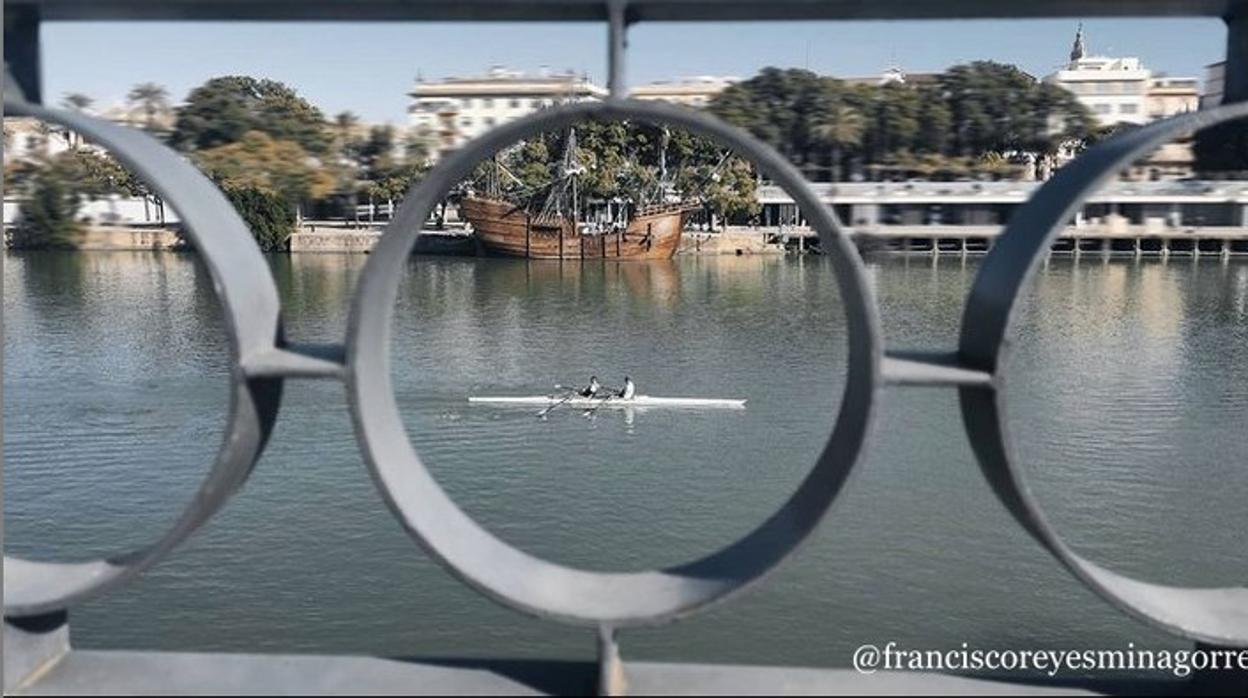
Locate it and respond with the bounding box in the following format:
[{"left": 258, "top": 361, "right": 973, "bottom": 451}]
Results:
[{"left": 468, "top": 395, "right": 747, "bottom": 409}]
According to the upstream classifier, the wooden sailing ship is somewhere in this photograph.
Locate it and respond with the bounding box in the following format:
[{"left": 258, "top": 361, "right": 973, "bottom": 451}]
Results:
[{"left": 459, "top": 128, "right": 696, "bottom": 260}]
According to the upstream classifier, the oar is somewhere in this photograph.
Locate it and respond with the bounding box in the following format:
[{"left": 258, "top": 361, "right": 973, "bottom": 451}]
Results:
[
  {"left": 582, "top": 393, "right": 615, "bottom": 417},
  {"left": 537, "top": 388, "right": 577, "bottom": 419}
]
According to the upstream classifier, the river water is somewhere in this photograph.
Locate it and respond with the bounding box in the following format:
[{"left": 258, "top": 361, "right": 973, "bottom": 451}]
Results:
[{"left": 4, "top": 250, "right": 1247, "bottom": 668}]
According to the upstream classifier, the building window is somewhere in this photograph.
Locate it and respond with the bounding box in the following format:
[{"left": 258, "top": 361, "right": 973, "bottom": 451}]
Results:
[
  {"left": 510, "top": 98, "right": 521, "bottom": 108},
  {"left": 461, "top": 117, "right": 473, "bottom": 127},
  {"left": 1093, "top": 103, "right": 1112, "bottom": 114},
  {"left": 484, "top": 117, "right": 496, "bottom": 127},
  {"left": 1120, "top": 103, "right": 1138, "bottom": 114},
  {"left": 462, "top": 98, "right": 474, "bottom": 108},
  {"left": 482, "top": 98, "right": 494, "bottom": 108}
]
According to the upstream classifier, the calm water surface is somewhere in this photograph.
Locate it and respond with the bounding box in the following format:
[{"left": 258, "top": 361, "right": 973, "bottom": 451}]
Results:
[{"left": 4, "top": 251, "right": 1246, "bottom": 667}]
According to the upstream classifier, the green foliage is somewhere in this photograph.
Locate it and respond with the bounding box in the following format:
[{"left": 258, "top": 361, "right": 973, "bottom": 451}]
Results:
[
  {"left": 363, "top": 161, "right": 431, "bottom": 202},
  {"left": 331, "top": 121, "right": 432, "bottom": 205},
  {"left": 483, "top": 119, "right": 757, "bottom": 223},
  {"left": 12, "top": 173, "right": 83, "bottom": 249},
  {"left": 222, "top": 184, "right": 296, "bottom": 252},
  {"left": 710, "top": 68, "right": 828, "bottom": 170},
  {"left": 710, "top": 61, "right": 1097, "bottom": 180},
  {"left": 172, "top": 76, "right": 330, "bottom": 155},
  {"left": 126, "top": 82, "right": 172, "bottom": 132},
  {"left": 195, "top": 130, "right": 335, "bottom": 207}
]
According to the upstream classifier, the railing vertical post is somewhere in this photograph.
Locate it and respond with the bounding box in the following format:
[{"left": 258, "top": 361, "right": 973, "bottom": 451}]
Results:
[
  {"left": 3, "top": 612, "right": 70, "bottom": 693},
  {"left": 3, "top": 4, "right": 41, "bottom": 103},
  {"left": 607, "top": 0, "right": 630, "bottom": 99},
  {"left": 597, "top": 625, "right": 627, "bottom": 696},
  {"left": 1226, "top": 10, "right": 1248, "bottom": 104}
]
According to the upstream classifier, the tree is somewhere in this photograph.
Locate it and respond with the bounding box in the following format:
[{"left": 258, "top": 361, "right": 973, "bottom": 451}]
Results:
[
  {"left": 865, "top": 83, "right": 921, "bottom": 165},
  {"left": 332, "top": 111, "right": 362, "bottom": 162},
  {"left": 710, "top": 68, "right": 827, "bottom": 172},
  {"left": 356, "top": 125, "right": 398, "bottom": 182},
  {"left": 915, "top": 93, "right": 953, "bottom": 155},
  {"left": 61, "top": 93, "right": 93, "bottom": 112},
  {"left": 481, "top": 119, "right": 758, "bottom": 229},
  {"left": 221, "top": 184, "right": 296, "bottom": 252},
  {"left": 708, "top": 62, "right": 1095, "bottom": 181},
  {"left": 334, "top": 110, "right": 360, "bottom": 135},
  {"left": 172, "top": 76, "right": 330, "bottom": 155},
  {"left": 403, "top": 128, "right": 432, "bottom": 165},
  {"left": 810, "top": 85, "right": 866, "bottom": 181},
  {"left": 126, "top": 82, "right": 171, "bottom": 132},
  {"left": 12, "top": 172, "right": 82, "bottom": 249},
  {"left": 195, "top": 130, "right": 335, "bottom": 220},
  {"left": 58, "top": 93, "right": 95, "bottom": 148},
  {"left": 938, "top": 61, "right": 1094, "bottom": 160}
]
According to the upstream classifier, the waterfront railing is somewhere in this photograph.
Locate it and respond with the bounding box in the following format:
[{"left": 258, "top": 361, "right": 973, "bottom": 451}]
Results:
[{"left": 3, "top": 1, "right": 1247, "bottom": 695}]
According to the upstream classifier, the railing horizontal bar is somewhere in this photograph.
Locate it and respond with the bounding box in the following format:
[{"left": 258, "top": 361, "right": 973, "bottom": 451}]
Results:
[
  {"left": 242, "top": 343, "right": 347, "bottom": 380},
  {"left": 881, "top": 351, "right": 993, "bottom": 388},
  {"left": 7, "top": 0, "right": 1237, "bottom": 22}
]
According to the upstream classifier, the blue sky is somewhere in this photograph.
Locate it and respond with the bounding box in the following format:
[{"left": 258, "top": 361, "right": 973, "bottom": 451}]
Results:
[{"left": 42, "top": 18, "right": 1225, "bottom": 124}]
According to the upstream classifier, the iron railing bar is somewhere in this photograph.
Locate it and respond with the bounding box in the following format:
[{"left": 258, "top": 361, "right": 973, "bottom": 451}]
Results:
[
  {"left": 242, "top": 343, "right": 348, "bottom": 379},
  {"left": 881, "top": 351, "right": 994, "bottom": 388},
  {"left": 3, "top": 0, "right": 1238, "bottom": 22},
  {"left": 606, "top": 0, "right": 629, "bottom": 99}
]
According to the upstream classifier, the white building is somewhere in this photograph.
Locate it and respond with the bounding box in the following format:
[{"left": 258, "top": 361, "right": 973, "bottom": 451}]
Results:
[
  {"left": 408, "top": 66, "right": 606, "bottom": 160},
  {"left": 1045, "top": 26, "right": 1152, "bottom": 126},
  {"left": 629, "top": 76, "right": 738, "bottom": 108},
  {"left": 1202, "top": 61, "right": 1226, "bottom": 109},
  {"left": 3, "top": 116, "right": 76, "bottom": 162},
  {"left": 843, "top": 66, "right": 941, "bottom": 87},
  {"left": 1146, "top": 76, "right": 1200, "bottom": 119}
]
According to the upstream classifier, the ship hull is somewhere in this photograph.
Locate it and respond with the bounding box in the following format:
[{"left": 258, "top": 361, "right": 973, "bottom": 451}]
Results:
[{"left": 460, "top": 197, "right": 686, "bottom": 260}]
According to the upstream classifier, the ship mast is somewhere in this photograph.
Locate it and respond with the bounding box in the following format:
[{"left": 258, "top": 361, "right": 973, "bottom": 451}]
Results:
[{"left": 538, "top": 127, "right": 585, "bottom": 221}]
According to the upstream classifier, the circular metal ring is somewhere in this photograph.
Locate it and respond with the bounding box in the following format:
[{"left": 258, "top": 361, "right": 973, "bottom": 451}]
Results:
[
  {"left": 3, "top": 101, "right": 285, "bottom": 616},
  {"left": 346, "top": 98, "right": 883, "bottom": 626},
  {"left": 958, "top": 102, "right": 1248, "bottom": 646}
]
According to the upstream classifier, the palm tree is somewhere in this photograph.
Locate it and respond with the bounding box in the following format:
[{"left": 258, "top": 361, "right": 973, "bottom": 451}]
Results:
[
  {"left": 334, "top": 110, "right": 360, "bottom": 132},
  {"left": 334, "top": 110, "right": 360, "bottom": 157},
  {"left": 811, "top": 103, "right": 865, "bottom": 182},
  {"left": 58, "top": 93, "right": 95, "bottom": 148},
  {"left": 333, "top": 111, "right": 362, "bottom": 222},
  {"left": 61, "top": 92, "right": 93, "bottom": 112},
  {"left": 126, "top": 82, "right": 171, "bottom": 132}
]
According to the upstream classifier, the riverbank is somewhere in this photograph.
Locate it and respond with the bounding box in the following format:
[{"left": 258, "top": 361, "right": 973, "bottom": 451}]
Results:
[
  {"left": 288, "top": 225, "right": 790, "bottom": 255},
  {"left": 13, "top": 221, "right": 1248, "bottom": 258},
  {"left": 3, "top": 225, "right": 184, "bottom": 251}
]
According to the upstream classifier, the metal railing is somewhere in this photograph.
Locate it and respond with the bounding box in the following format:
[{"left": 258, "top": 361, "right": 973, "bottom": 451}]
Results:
[{"left": 3, "top": 1, "right": 1247, "bottom": 695}]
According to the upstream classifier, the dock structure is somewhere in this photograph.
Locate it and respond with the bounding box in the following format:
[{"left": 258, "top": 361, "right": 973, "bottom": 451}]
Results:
[
  {"left": 846, "top": 225, "right": 1248, "bottom": 257},
  {"left": 758, "top": 180, "right": 1248, "bottom": 256}
]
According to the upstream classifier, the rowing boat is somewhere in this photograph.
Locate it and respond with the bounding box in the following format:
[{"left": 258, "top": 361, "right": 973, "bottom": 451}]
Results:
[{"left": 468, "top": 395, "right": 747, "bottom": 409}]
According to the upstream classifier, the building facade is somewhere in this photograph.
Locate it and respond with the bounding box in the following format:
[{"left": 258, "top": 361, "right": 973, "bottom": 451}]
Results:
[
  {"left": 1202, "top": 61, "right": 1226, "bottom": 109},
  {"left": 408, "top": 66, "right": 606, "bottom": 160},
  {"left": 1146, "top": 76, "right": 1200, "bottom": 119},
  {"left": 1045, "top": 27, "right": 1151, "bottom": 126},
  {"left": 3, "top": 116, "right": 75, "bottom": 162},
  {"left": 756, "top": 180, "right": 1248, "bottom": 233},
  {"left": 629, "top": 76, "right": 738, "bottom": 108},
  {"left": 842, "top": 66, "right": 940, "bottom": 88}
]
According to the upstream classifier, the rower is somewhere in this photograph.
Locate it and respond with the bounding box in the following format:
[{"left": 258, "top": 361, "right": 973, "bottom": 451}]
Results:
[
  {"left": 579, "top": 376, "right": 601, "bottom": 398},
  {"left": 618, "top": 376, "right": 636, "bottom": 400}
]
